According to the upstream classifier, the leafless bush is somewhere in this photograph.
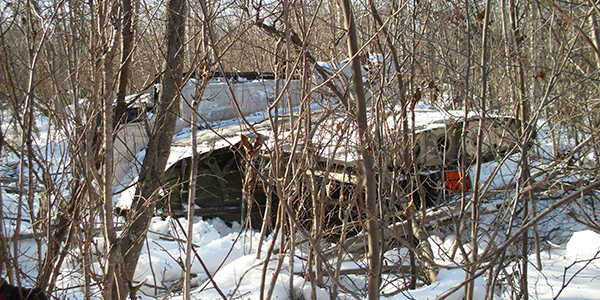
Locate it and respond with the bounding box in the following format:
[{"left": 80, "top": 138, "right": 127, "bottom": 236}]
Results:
[{"left": 1, "top": 0, "right": 599, "bottom": 299}]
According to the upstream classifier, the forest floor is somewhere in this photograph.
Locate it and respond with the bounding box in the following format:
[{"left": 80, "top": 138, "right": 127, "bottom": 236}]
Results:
[{"left": 2, "top": 106, "right": 599, "bottom": 300}]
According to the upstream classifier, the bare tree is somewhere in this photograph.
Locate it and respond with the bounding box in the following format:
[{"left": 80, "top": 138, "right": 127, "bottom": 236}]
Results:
[
  {"left": 339, "top": 0, "right": 381, "bottom": 298},
  {"left": 1, "top": 0, "right": 600, "bottom": 299},
  {"left": 116, "top": 0, "right": 186, "bottom": 298}
]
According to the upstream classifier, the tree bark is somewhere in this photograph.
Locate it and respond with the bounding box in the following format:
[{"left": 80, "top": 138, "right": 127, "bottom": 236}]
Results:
[
  {"left": 117, "top": 0, "right": 186, "bottom": 297},
  {"left": 0, "top": 128, "right": 6, "bottom": 277},
  {"left": 465, "top": 0, "right": 491, "bottom": 298},
  {"left": 339, "top": 0, "right": 381, "bottom": 299},
  {"left": 183, "top": 90, "right": 199, "bottom": 300},
  {"left": 507, "top": 1, "right": 533, "bottom": 298},
  {"left": 113, "top": 0, "right": 134, "bottom": 128},
  {"left": 101, "top": 1, "right": 121, "bottom": 299}
]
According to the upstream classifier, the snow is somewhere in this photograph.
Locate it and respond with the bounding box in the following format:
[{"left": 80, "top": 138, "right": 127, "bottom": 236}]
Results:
[
  {"left": 3, "top": 95, "right": 600, "bottom": 300},
  {"left": 386, "top": 268, "right": 487, "bottom": 300},
  {"left": 528, "top": 231, "right": 600, "bottom": 300},
  {"left": 566, "top": 230, "right": 600, "bottom": 259}
]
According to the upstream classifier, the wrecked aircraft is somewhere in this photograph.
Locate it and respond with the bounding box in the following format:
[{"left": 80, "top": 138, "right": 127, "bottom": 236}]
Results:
[{"left": 113, "top": 73, "right": 520, "bottom": 227}]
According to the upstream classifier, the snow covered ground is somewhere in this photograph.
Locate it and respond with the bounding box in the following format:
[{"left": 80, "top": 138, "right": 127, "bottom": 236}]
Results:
[
  {"left": 2, "top": 105, "right": 600, "bottom": 300},
  {"left": 528, "top": 230, "right": 600, "bottom": 300}
]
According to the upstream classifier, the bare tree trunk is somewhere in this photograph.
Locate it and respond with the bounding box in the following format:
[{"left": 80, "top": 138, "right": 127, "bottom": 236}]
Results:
[
  {"left": 117, "top": 0, "right": 186, "bottom": 297},
  {"left": 113, "top": 0, "right": 134, "bottom": 128},
  {"left": 101, "top": 1, "right": 121, "bottom": 299},
  {"left": 592, "top": 14, "right": 600, "bottom": 70},
  {"left": 589, "top": 13, "right": 600, "bottom": 162},
  {"left": 339, "top": 0, "right": 380, "bottom": 298},
  {"left": 183, "top": 84, "right": 199, "bottom": 300},
  {"left": 507, "top": 1, "right": 533, "bottom": 298},
  {"left": 465, "top": 0, "right": 491, "bottom": 298},
  {"left": 0, "top": 28, "right": 14, "bottom": 279},
  {"left": 15, "top": 1, "right": 44, "bottom": 288},
  {"left": 0, "top": 128, "right": 6, "bottom": 277},
  {"left": 459, "top": 0, "right": 473, "bottom": 287}
]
